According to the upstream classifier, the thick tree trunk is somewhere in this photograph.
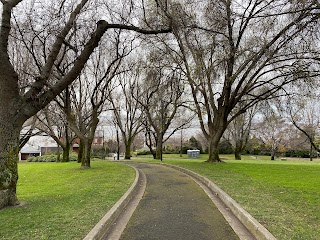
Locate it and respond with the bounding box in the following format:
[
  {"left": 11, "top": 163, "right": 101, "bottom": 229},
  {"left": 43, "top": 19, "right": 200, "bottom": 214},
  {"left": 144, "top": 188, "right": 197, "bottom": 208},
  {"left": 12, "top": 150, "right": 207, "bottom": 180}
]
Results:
[
  {"left": 0, "top": 50, "right": 23, "bottom": 209},
  {"left": 234, "top": 142, "right": 242, "bottom": 160},
  {"left": 0, "top": 120, "right": 22, "bottom": 209},
  {"left": 81, "top": 138, "right": 93, "bottom": 168},
  {"left": 234, "top": 148, "right": 242, "bottom": 160},
  {"left": 207, "top": 135, "right": 223, "bottom": 163},
  {"left": 62, "top": 144, "right": 70, "bottom": 162},
  {"left": 124, "top": 141, "right": 132, "bottom": 160}
]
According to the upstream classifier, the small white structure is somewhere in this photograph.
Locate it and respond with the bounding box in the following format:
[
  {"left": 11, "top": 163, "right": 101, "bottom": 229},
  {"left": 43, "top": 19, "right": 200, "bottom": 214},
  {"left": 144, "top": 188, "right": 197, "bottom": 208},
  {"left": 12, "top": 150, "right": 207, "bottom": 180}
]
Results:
[
  {"left": 187, "top": 149, "right": 200, "bottom": 158},
  {"left": 19, "top": 145, "right": 41, "bottom": 161}
]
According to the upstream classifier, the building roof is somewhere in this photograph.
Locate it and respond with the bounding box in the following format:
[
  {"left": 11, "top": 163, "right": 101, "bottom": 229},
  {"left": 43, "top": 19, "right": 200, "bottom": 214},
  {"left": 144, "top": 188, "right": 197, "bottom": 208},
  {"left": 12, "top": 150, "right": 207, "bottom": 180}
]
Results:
[{"left": 20, "top": 145, "right": 41, "bottom": 154}]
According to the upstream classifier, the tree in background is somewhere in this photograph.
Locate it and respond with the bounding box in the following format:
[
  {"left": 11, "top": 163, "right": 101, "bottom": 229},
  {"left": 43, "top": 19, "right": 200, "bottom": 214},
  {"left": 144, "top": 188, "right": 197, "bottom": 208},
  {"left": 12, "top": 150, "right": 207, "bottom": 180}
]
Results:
[
  {"left": 287, "top": 95, "right": 320, "bottom": 161},
  {"left": 36, "top": 99, "right": 75, "bottom": 162},
  {"left": 108, "top": 66, "right": 144, "bottom": 160},
  {"left": 252, "top": 105, "right": 289, "bottom": 160},
  {"left": 224, "top": 106, "right": 257, "bottom": 160},
  {"left": 135, "top": 55, "right": 191, "bottom": 160}
]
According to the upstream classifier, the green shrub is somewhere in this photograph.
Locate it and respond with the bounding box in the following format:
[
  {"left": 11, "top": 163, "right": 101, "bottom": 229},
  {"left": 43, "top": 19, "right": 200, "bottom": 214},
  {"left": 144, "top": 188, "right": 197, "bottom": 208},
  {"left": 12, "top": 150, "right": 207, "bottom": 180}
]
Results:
[
  {"left": 136, "top": 149, "right": 151, "bottom": 155},
  {"left": 27, "top": 156, "right": 36, "bottom": 162},
  {"left": 69, "top": 152, "right": 78, "bottom": 161},
  {"left": 285, "top": 150, "right": 314, "bottom": 158},
  {"left": 91, "top": 147, "right": 108, "bottom": 159},
  {"left": 27, "top": 152, "right": 79, "bottom": 162}
]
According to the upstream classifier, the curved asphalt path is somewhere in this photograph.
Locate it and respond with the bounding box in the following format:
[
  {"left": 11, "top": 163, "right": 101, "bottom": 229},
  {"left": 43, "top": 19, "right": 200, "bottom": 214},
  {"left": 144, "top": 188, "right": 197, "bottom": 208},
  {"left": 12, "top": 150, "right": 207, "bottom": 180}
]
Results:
[{"left": 118, "top": 162, "right": 239, "bottom": 240}]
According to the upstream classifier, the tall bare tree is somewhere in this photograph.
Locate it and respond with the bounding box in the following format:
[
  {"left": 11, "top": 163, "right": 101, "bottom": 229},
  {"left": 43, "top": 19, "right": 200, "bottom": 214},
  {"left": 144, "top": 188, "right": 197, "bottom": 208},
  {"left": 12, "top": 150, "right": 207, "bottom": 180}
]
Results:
[
  {"left": 153, "top": 0, "right": 320, "bottom": 162},
  {"left": 135, "top": 57, "right": 190, "bottom": 160},
  {"left": 108, "top": 68, "right": 144, "bottom": 160},
  {"left": 67, "top": 36, "right": 127, "bottom": 168},
  {"left": 0, "top": 0, "right": 171, "bottom": 209}
]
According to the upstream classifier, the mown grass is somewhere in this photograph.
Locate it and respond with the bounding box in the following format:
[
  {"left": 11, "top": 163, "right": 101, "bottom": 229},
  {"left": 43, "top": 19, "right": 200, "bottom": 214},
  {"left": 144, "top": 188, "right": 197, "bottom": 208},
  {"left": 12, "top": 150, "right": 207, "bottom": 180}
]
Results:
[
  {"left": 0, "top": 161, "right": 135, "bottom": 240},
  {"left": 135, "top": 154, "right": 320, "bottom": 240}
]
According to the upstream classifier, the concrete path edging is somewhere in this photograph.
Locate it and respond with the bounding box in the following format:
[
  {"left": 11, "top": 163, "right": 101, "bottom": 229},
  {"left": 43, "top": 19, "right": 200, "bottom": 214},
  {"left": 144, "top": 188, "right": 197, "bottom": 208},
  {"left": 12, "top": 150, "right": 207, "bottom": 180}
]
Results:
[
  {"left": 161, "top": 163, "right": 277, "bottom": 240},
  {"left": 83, "top": 165, "right": 145, "bottom": 240}
]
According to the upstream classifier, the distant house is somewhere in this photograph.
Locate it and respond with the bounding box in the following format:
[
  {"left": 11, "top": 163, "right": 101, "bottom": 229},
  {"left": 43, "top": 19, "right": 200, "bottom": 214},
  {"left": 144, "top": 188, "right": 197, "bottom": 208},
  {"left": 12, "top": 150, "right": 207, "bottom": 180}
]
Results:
[
  {"left": 19, "top": 133, "right": 104, "bottom": 159},
  {"left": 19, "top": 145, "right": 41, "bottom": 161},
  {"left": 40, "top": 146, "right": 62, "bottom": 156}
]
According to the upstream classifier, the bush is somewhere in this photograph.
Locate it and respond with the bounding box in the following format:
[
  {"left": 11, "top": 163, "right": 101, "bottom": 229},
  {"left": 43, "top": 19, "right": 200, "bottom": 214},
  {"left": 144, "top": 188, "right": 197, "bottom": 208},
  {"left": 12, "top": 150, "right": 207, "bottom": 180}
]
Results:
[
  {"left": 27, "top": 154, "right": 57, "bottom": 162},
  {"left": 27, "top": 152, "right": 79, "bottom": 162},
  {"left": 91, "top": 147, "right": 108, "bottom": 159},
  {"left": 218, "top": 140, "right": 233, "bottom": 154},
  {"left": 69, "top": 152, "right": 78, "bottom": 161},
  {"left": 285, "top": 150, "right": 315, "bottom": 158},
  {"left": 136, "top": 149, "right": 151, "bottom": 155},
  {"left": 27, "top": 156, "right": 37, "bottom": 162}
]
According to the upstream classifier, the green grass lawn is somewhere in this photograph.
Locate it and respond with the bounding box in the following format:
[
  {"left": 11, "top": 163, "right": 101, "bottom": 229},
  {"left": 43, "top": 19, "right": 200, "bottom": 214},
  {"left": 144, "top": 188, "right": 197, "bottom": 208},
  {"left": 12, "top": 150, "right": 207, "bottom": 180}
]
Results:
[
  {"left": 135, "top": 154, "right": 320, "bottom": 240},
  {"left": 0, "top": 161, "right": 135, "bottom": 240}
]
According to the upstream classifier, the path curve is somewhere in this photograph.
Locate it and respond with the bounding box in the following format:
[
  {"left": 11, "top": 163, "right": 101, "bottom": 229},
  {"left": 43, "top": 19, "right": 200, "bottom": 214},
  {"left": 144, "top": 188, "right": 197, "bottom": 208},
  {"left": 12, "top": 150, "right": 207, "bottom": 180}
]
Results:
[{"left": 116, "top": 162, "right": 240, "bottom": 240}]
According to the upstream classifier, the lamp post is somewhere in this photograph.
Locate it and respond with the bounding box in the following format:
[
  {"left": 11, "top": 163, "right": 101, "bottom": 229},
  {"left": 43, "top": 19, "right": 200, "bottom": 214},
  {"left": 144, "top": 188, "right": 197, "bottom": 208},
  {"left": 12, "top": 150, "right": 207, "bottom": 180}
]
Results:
[
  {"left": 116, "top": 125, "right": 120, "bottom": 160},
  {"left": 180, "top": 128, "right": 183, "bottom": 157},
  {"left": 114, "top": 108, "right": 121, "bottom": 160}
]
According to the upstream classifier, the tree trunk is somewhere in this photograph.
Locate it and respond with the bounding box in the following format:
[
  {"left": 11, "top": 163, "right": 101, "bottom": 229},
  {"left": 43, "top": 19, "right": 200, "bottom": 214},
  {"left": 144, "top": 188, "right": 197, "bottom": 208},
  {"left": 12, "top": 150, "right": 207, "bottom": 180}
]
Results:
[
  {"left": 77, "top": 141, "right": 83, "bottom": 163},
  {"left": 0, "top": 53, "right": 23, "bottom": 209},
  {"left": 155, "top": 134, "right": 163, "bottom": 161},
  {"left": 207, "top": 136, "right": 222, "bottom": 163},
  {"left": 0, "top": 120, "right": 22, "bottom": 209},
  {"left": 270, "top": 148, "right": 276, "bottom": 160},
  {"left": 234, "top": 142, "right": 242, "bottom": 160},
  {"left": 56, "top": 145, "right": 61, "bottom": 162},
  {"left": 145, "top": 131, "right": 156, "bottom": 159},
  {"left": 62, "top": 144, "right": 70, "bottom": 162},
  {"left": 61, "top": 125, "right": 71, "bottom": 162},
  {"left": 124, "top": 140, "right": 132, "bottom": 160},
  {"left": 234, "top": 148, "right": 242, "bottom": 160},
  {"left": 81, "top": 138, "right": 93, "bottom": 168}
]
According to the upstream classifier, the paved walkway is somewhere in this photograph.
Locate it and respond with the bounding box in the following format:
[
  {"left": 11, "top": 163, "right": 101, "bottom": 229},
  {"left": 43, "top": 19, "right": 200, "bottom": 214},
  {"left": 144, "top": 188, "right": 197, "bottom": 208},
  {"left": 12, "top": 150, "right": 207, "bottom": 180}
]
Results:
[{"left": 118, "top": 163, "right": 239, "bottom": 240}]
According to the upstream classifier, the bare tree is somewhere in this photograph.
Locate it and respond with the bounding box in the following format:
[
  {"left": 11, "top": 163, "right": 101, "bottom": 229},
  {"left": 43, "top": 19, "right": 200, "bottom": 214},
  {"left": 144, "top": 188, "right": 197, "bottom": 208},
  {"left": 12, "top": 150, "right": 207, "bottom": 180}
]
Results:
[
  {"left": 108, "top": 68, "right": 144, "bottom": 160},
  {"left": 135, "top": 58, "right": 191, "bottom": 160},
  {"left": 287, "top": 95, "right": 320, "bottom": 161},
  {"left": 253, "top": 106, "right": 288, "bottom": 160},
  {"left": 36, "top": 96, "right": 75, "bottom": 162},
  {"left": 67, "top": 46, "right": 124, "bottom": 167},
  {"left": 154, "top": 0, "right": 320, "bottom": 162},
  {"left": 224, "top": 106, "right": 257, "bottom": 160},
  {"left": 0, "top": 0, "right": 171, "bottom": 208}
]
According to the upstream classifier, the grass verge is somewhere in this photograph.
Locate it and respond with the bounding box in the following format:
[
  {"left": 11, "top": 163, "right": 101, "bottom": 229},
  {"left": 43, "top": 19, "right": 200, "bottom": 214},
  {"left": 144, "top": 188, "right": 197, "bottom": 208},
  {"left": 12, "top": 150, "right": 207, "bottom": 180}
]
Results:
[
  {"left": 0, "top": 161, "right": 135, "bottom": 240},
  {"left": 135, "top": 154, "right": 320, "bottom": 240}
]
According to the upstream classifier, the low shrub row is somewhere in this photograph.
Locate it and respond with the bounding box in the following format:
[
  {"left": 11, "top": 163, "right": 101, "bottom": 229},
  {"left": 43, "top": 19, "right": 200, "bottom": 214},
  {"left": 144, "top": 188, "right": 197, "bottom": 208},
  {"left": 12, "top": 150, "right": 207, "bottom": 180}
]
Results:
[{"left": 27, "top": 152, "right": 78, "bottom": 162}]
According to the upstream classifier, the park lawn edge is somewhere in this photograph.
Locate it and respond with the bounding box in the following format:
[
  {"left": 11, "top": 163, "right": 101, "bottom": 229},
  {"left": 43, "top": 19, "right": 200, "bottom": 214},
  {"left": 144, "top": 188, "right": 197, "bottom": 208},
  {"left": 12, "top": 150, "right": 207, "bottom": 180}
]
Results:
[
  {"left": 0, "top": 160, "right": 135, "bottom": 240},
  {"left": 133, "top": 154, "right": 320, "bottom": 240}
]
